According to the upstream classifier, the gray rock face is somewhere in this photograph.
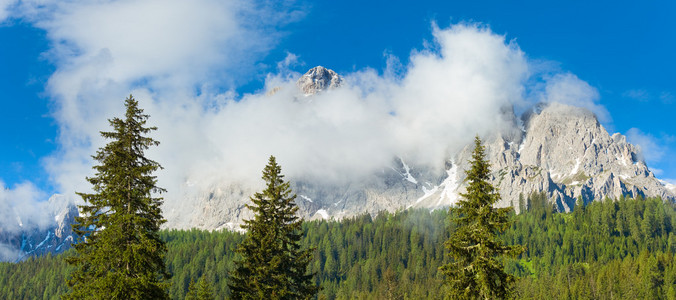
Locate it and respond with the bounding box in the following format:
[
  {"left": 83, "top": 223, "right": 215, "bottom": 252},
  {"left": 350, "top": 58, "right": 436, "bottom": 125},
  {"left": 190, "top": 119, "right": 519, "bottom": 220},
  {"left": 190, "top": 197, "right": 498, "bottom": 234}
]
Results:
[
  {"left": 292, "top": 158, "right": 447, "bottom": 221},
  {"left": 296, "top": 66, "right": 342, "bottom": 95},
  {"left": 170, "top": 183, "right": 258, "bottom": 231},
  {"left": 167, "top": 158, "right": 446, "bottom": 230},
  {"left": 454, "top": 102, "right": 674, "bottom": 213}
]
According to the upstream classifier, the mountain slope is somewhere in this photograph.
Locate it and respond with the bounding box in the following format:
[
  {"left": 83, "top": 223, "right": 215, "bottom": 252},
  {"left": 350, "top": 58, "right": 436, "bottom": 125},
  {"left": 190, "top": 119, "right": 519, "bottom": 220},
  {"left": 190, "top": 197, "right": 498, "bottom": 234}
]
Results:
[{"left": 165, "top": 67, "right": 675, "bottom": 230}]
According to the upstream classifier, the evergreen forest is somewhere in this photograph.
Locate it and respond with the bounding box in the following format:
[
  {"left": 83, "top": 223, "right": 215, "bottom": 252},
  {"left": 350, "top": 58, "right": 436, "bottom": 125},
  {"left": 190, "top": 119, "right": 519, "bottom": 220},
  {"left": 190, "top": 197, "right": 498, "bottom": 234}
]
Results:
[{"left": 0, "top": 194, "right": 675, "bottom": 299}]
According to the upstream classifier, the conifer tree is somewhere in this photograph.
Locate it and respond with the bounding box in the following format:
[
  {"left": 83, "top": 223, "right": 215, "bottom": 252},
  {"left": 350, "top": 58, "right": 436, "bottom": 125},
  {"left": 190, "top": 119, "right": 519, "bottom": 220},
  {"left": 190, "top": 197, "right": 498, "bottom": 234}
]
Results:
[
  {"left": 64, "top": 95, "right": 169, "bottom": 299},
  {"left": 185, "top": 278, "right": 198, "bottom": 300},
  {"left": 229, "top": 156, "right": 318, "bottom": 299},
  {"left": 440, "top": 136, "right": 523, "bottom": 299},
  {"left": 186, "top": 277, "right": 214, "bottom": 300},
  {"left": 196, "top": 277, "right": 215, "bottom": 300}
]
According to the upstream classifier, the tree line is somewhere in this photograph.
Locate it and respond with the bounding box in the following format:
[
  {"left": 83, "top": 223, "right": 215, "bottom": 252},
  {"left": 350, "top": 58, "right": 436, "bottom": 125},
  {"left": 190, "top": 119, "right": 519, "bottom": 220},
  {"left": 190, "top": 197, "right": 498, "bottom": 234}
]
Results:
[{"left": 2, "top": 193, "right": 675, "bottom": 299}]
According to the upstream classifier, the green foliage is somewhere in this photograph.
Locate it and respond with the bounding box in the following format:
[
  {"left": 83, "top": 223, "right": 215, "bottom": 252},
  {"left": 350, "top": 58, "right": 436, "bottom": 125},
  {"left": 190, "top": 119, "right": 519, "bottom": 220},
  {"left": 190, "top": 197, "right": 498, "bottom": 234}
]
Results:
[
  {"left": 63, "top": 95, "right": 169, "bottom": 299},
  {"left": 185, "top": 276, "right": 214, "bottom": 300},
  {"left": 303, "top": 209, "right": 451, "bottom": 299},
  {"left": 229, "top": 156, "right": 318, "bottom": 299},
  {"left": 440, "top": 136, "right": 523, "bottom": 299},
  {"left": 0, "top": 253, "right": 73, "bottom": 299},
  {"left": 196, "top": 276, "right": 215, "bottom": 300},
  {"left": 160, "top": 228, "right": 244, "bottom": 297},
  {"left": 1, "top": 195, "right": 674, "bottom": 299},
  {"left": 185, "top": 278, "right": 198, "bottom": 300},
  {"left": 504, "top": 194, "right": 676, "bottom": 299}
]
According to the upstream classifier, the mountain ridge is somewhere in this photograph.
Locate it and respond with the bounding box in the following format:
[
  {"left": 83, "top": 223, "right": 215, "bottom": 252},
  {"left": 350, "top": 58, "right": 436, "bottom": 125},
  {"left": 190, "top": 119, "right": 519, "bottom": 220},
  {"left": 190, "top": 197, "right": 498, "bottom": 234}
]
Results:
[{"left": 165, "top": 67, "right": 674, "bottom": 231}]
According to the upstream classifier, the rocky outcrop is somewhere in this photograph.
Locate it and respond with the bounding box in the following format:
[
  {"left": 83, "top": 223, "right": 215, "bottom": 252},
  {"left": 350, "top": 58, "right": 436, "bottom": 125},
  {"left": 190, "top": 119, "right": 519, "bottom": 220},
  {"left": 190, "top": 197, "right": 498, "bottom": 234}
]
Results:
[
  {"left": 296, "top": 66, "right": 342, "bottom": 95},
  {"left": 452, "top": 102, "right": 673, "bottom": 213}
]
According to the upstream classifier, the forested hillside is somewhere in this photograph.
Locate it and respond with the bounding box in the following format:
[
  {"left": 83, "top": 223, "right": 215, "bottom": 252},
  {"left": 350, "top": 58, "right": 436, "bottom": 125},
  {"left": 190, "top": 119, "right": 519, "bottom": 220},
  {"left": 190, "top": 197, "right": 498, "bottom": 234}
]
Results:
[{"left": 1, "top": 195, "right": 674, "bottom": 299}]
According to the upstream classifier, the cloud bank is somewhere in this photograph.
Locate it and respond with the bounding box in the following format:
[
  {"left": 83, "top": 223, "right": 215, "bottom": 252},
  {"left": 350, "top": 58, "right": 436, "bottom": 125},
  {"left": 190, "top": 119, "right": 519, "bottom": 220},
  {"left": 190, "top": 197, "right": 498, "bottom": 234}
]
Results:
[
  {"left": 0, "top": 181, "right": 49, "bottom": 233},
  {"left": 2, "top": 2, "right": 607, "bottom": 229}
]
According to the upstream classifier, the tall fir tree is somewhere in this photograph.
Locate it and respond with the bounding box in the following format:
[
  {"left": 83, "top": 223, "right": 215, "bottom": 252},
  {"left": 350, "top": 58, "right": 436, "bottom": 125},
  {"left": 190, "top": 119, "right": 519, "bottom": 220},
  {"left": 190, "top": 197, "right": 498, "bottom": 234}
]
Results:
[
  {"left": 64, "top": 95, "right": 169, "bottom": 299},
  {"left": 440, "top": 136, "right": 523, "bottom": 300},
  {"left": 229, "top": 156, "right": 319, "bottom": 299}
]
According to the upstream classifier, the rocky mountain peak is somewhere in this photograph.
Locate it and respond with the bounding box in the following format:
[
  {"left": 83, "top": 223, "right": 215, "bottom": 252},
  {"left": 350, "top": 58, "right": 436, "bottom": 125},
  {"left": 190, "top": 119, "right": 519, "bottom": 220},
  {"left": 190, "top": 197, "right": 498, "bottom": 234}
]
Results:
[
  {"left": 477, "top": 102, "right": 673, "bottom": 212},
  {"left": 296, "top": 66, "right": 342, "bottom": 95}
]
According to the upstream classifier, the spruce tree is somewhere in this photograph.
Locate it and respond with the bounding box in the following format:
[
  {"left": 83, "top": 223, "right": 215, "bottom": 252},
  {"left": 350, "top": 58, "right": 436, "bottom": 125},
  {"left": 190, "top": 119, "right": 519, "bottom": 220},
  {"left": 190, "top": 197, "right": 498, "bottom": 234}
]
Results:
[
  {"left": 196, "top": 277, "right": 215, "bottom": 300},
  {"left": 186, "top": 277, "right": 214, "bottom": 300},
  {"left": 64, "top": 95, "right": 169, "bottom": 299},
  {"left": 440, "top": 136, "right": 523, "bottom": 300},
  {"left": 229, "top": 156, "right": 318, "bottom": 299},
  {"left": 185, "top": 278, "right": 198, "bottom": 300}
]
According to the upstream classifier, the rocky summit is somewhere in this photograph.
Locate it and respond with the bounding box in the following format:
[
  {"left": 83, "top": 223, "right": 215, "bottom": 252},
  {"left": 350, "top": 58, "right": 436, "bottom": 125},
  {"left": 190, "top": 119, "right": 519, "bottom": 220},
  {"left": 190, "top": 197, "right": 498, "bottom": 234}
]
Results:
[{"left": 296, "top": 66, "right": 342, "bottom": 95}]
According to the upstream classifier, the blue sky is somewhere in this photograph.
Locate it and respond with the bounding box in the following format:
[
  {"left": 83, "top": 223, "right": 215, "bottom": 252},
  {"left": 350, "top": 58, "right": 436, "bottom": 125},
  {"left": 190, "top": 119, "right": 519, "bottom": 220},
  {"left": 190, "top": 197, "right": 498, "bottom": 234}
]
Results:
[{"left": 1, "top": 0, "right": 675, "bottom": 199}]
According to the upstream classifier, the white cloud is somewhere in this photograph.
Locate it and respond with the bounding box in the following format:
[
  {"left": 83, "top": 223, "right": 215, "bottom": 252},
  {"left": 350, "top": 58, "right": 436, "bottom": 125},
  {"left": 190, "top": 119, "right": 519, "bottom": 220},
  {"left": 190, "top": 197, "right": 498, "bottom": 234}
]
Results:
[
  {"left": 41, "top": 21, "right": 538, "bottom": 223},
  {"left": 0, "top": 0, "right": 305, "bottom": 229},
  {"left": 0, "top": 0, "right": 300, "bottom": 199},
  {"left": 390, "top": 23, "right": 529, "bottom": 165},
  {"left": 623, "top": 89, "right": 674, "bottom": 105},
  {"left": 4, "top": 2, "right": 611, "bottom": 229},
  {"left": 0, "top": 243, "right": 23, "bottom": 262},
  {"left": 626, "top": 128, "right": 666, "bottom": 165},
  {"left": 541, "top": 73, "right": 610, "bottom": 124},
  {"left": 0, "top": 181, "right": 50, "bottom": 234},
  {"left": 661, "top": 178, "right": 676, "bottom": 186},
  {"left": 277, "top": 52, "right": 301, "bottom": 71}
]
